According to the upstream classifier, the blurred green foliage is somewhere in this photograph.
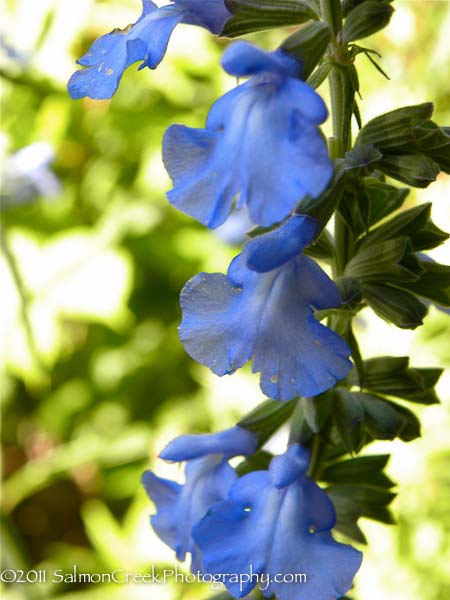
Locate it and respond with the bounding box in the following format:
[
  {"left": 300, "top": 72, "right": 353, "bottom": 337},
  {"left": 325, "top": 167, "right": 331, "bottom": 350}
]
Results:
[{"left": 0, "top": 1, "right": 449, "bottom": 599}]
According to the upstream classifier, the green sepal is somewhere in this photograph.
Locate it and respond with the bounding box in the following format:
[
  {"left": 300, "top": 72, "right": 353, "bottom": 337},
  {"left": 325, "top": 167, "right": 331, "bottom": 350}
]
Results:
[
  {"left": 333, "top": 389, "right": 365, "bottom": 454},
  {"left": 362, "top": 178, "right": 409, "bottom": 229},
  {"left": 376, "top": 153, "right": 440, "bottom": 188},
  {"left": 341, "top": 0, "right": 394, "bottom": 43},
  {"left": 235, "top": 449, "right": 273, "bottom": 476},
  {"left": 303, "top": 229, "right": 335, "bottom": 262},
  {"left": 281, "top": 21, "right": 331, "bottom": 80},
  {"left": 297, "top": 163, "right": 348, "bottom": 235},
  {"left": 355, "top": 103, "right": 434, "bottom": 150},
  {"left": 395, "top": 258, "right": 450, "bottom": 307},
  {"left": 327, "top": 483, "right": 396, "bottom": 524},
  {"left": 344, "top": 144, "right": 383, "bottom": 173},
  {"left": 362, "top": 282, "right": 427, "bottom": 329},
  {"left": 341, "top": 0, "right": 393, "bottom": 18},
  {"left": 337, "top": 277, "right": 364, "bottom": 308},
  {"left": 321, "top": 454, "right": 395, "bottom": 488},
  {"left": 349, "top": 356, "right": 442, "bottom": 404},
  {"left": 288, "top": 397, "right": 317, "bottom": 445},
  {"left": 222, "top": 0, "right": 318, "bottom": 37},
  {"left": 333, "top": 389, "right": 421, "bottom": 447},
  {"left": 360, "top": 393, "right": 421, "bottom": 441},
  {"left": 359, "top": 203, "right": 445, "bottom": 251},
  {"left": 424, "top": 124, "right": 450, "bottom": 174},
  {"left": 307, "top": 60, "right": 333, "bottom": 90},
  {"left": 238, "top": 398, "right": 297, "bottom": 446},
  {"left": 345, "top": 238, "right": 424, "bottom": 283}
]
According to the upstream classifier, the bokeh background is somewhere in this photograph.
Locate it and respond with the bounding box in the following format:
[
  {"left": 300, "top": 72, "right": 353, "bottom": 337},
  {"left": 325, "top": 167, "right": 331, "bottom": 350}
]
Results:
[{"left": 1, "top": 1, "right": 449, "bottom": 599}]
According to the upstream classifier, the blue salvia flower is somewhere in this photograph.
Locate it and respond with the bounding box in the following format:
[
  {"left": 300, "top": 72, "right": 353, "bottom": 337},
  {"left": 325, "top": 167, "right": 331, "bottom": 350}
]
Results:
[
  {"left": 163, "top": 41, "right": 333, "bottom": 228},
  {"left": 68, "top": 0, "right": 230, "bottom": 99},
  {"left": 142, "top": 426, "right": 258, "bottom": 571},
  {"left": 193, "top": 444, "right": 363, "bottom": 600},
  {"left": 179, "top": 215, "right": 353, "bottom": 400}
]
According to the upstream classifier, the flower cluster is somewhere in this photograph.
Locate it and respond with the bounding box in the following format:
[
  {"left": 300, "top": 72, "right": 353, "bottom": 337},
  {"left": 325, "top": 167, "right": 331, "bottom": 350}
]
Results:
[
  {"left": 67, "top": 0, "right": 449, "bottom": 597},
  {"left": 143, "top": 428, "right": 362, "bottom": 599}
]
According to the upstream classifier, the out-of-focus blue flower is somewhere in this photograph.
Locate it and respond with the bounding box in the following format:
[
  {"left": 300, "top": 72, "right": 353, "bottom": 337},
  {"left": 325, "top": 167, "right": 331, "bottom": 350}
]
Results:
[
  {"left": 142, "top": 426, "right": 257, "bottom": 570},
  {"left": 68, "top": 0, "right": 230, "bottom": 100},
  {"left": 1, "top": 142, "right": 61, "bottom": 208},
  {"left": 163, "top": 41, "right": 333, "bottom": 229},
  {"left": 179, "top": 215, "right": 352, "bottom": 400},
  {"left": 193, "top": 444, "right": 363, "bottom": 600}
]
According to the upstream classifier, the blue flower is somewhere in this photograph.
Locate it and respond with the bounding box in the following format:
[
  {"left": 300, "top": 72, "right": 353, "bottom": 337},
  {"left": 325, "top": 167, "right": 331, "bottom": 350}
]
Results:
[
  {"left": 163, "top": 41, "right": 333, "bottom": 228},
  {"left": 179, "top": 215, "right": 353, "bottom": 400},
  {"left": 142, "top": 426, "right": 257, "bottom": 570},
  {"left": 192, "top": 444, "right": 363, "bottom": 600},
  {"left": 68, "top": 0, "right": 230, "bottom": 100}
]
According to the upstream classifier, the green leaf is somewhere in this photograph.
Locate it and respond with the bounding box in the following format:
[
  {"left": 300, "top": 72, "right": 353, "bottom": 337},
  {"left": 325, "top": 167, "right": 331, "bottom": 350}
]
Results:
[
  {"left": 297, "top": 164, "right": 348, "bottom": 235},
  {"left": 341, "top": 0, "right": 394, "bottom": 43},
  {"left": 425, "top": 125, "right": 450, "bottom": 174},
  {"left": 355, "top": 103, "right": 434, "bottom": 150},
  {"left": 327, "top": 483, "right": 396, "bottom": 524},
  {"left": 377, "top": 153, "right": 440, "bottom": 188},
  {"left": 387, "top": 401, "right": 421, "bottom": 441},
  {"left": 336, "top": 277, "right": 363, "bottom": 307},
  {"left": 359, "top": 203, "right": 432, "bottom": 248},
  {"left": 395, "top": 259, "right": 450, "bottom": 307},
  {"left": 363, "top": 178, "right": 409, "bottom": 228},
  {"left": 408, "top": 220, "right": 449, "bottom": 251},
  {"left": 363, "top": 282, "right": 427, "bottom": 329},
  {"left": 238, "top": 398, "right": 296, "bottom": 446},
  {"left": 222, "top": 0, "right": 318, "bottom": 37},
  {"left": 351, "top": 356, "right": 442, "bottom": 404},
  {"left": 345, "top": 238, "right": 423, "bottom": 283},
  {"left": 333, "top": 389, "right": 365, "bottom": 454},
  {"left": 307, "top": 60, "right": 333, "bottom": 90},
  {"left": 235, "top": 449, "right": 273, "bottom": 476},
  {"left": 303, "top": 228, "right": 335, "bottom": 261},
  {"left": 321, "top": 455, "right": 395, "bottom": 488},
  {"left": 282, "top": 21, "right": 331, "bottom": 80},
  {"left": 358, "top": 393, "right": 408, "bottom": 440},
  {"left": 344, "top": 144, "right": 383, "bottom": 172},
  {"left": 288, "top": 397, "right": 319, "bottom": 445},
  {"left": 341, "top": 0, "right": 393, "bottom": 18}
]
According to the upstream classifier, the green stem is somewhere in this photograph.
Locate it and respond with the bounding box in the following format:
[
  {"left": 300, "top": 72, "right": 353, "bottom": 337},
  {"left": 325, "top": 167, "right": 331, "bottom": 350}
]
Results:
[
  {"left": 306, "top": 0, "right": 361, "bottom": 480},
  {"left": 0, "top": 223, "right": 49, "bottom": 375}
]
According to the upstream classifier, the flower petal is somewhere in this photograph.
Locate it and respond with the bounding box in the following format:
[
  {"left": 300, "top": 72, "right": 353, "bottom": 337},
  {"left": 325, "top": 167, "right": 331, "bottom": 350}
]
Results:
[
  {"left": 193, "top": 447, "right": 362, "bottom": 600},
  {"left": 143, "top": 457, "right": 237, "bottom": 568},
  {"left": 68, "top": 3, "right": 184, "bottom": 99},
  {"left": 141, "top": 470, "right": 182, "bottom": 550},
  {"left": 164, "top": 66, "right": 332, "bottom": 228},
  {"left": 160, "top": 425, "right": 258, "bottom": 462},
  {"left": 180, "top": 252, "right": 352, "bottom": 400},
  {"left": 175, "top": 0, "right": 230, "bottom": 33},
  {"left": 243, "top": 215, "right": 317, "bottom": 272},
  {"left": 221, "top": 41, "right": 301, "bottom": 78}
]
